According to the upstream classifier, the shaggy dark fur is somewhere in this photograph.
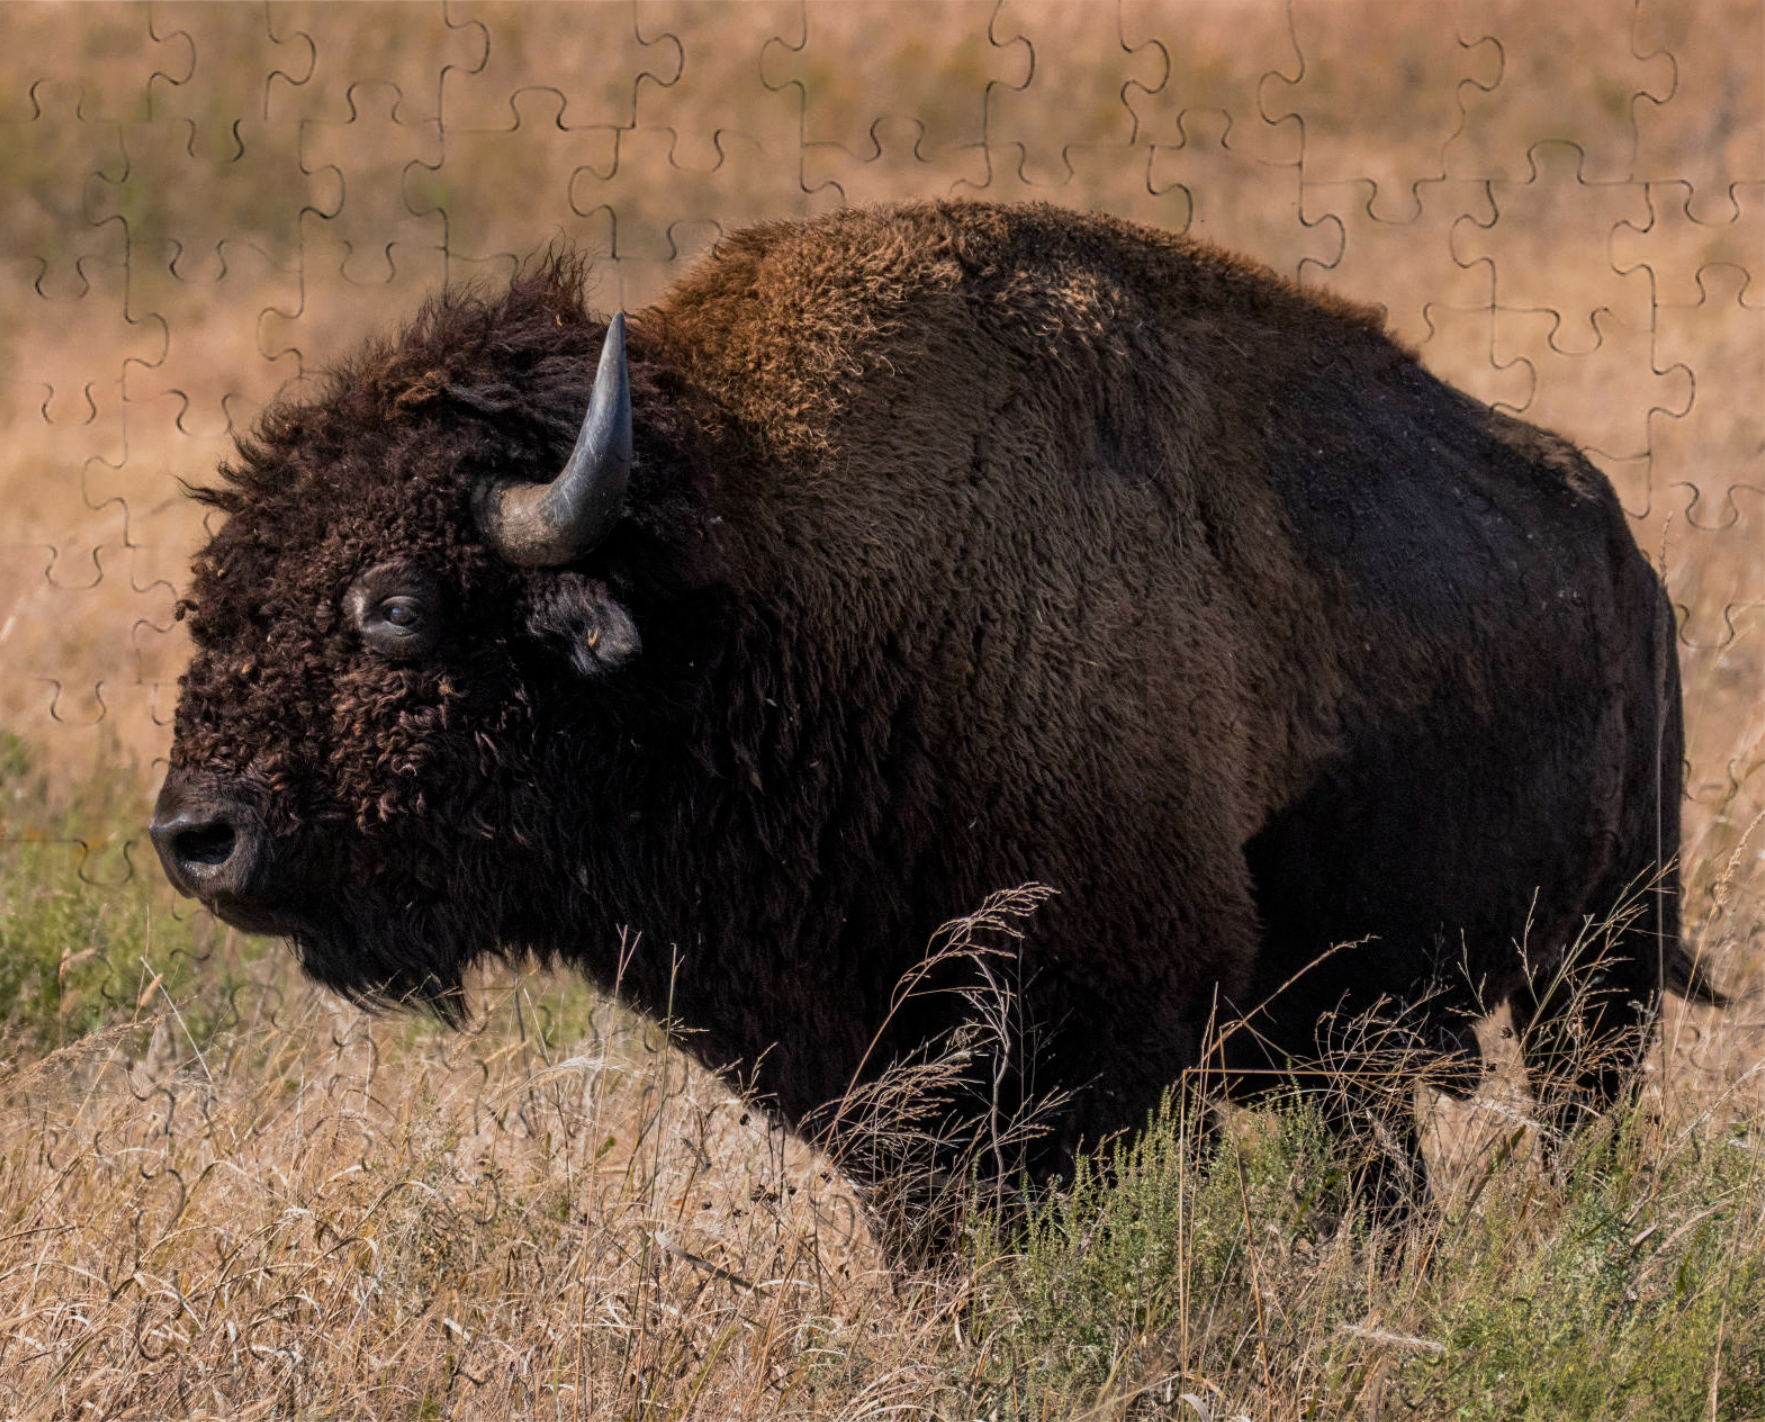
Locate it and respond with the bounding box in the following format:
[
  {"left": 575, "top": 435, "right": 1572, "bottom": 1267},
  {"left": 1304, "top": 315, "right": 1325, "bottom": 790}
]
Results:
[{"left": 163, "top": 201, "right": 1719, "bottom": 1207}]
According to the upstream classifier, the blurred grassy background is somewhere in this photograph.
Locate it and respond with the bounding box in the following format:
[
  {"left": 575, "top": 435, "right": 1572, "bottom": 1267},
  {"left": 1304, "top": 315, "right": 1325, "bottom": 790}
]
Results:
[{"left": 0, "top": 6, "right": 1760, "bottom": 1414}]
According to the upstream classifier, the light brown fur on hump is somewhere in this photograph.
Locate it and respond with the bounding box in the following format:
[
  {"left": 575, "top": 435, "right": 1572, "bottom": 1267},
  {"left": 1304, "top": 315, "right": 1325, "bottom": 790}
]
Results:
[{"left": 648, "top": 200, "right": 1397, "bottom": 459}]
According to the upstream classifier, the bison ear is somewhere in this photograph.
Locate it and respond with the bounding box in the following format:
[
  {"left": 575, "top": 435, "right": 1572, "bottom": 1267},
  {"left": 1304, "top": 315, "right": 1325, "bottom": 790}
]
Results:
[{"left": 522, "top": 573, "right": 640, "bottom": 678}]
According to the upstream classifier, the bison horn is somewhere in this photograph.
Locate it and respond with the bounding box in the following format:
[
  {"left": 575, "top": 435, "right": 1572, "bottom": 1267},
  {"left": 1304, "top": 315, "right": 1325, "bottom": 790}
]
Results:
[{"left": 476, "top": 312, "right": 632, "bottom": 567}]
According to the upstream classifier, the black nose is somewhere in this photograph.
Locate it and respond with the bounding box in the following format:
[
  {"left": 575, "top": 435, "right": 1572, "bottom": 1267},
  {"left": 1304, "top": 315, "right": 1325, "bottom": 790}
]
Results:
[{"left": 150, "top": 772, "right": 264, "bottom": 902}]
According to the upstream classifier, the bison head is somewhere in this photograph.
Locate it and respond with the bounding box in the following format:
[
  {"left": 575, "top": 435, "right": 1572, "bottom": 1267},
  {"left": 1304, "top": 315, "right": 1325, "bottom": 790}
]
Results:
[{"left": 151, "top": 265, "right": 710, "bottom": 1017}]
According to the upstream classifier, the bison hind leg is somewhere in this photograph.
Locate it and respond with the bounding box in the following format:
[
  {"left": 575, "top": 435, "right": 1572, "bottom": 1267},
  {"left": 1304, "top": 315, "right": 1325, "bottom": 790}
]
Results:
[
  {"left": 1512, "top": 979, "right": 1658, "bottom": 1139},
  {"left": 1508, "top": 895, "right": 1674, "bottom": 1151}
]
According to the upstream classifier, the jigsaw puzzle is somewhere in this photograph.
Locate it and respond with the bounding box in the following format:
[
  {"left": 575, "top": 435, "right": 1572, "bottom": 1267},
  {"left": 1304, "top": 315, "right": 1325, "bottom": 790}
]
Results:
[{"left": 0, "top": 3, "right": 1760, "bottom": 1415}]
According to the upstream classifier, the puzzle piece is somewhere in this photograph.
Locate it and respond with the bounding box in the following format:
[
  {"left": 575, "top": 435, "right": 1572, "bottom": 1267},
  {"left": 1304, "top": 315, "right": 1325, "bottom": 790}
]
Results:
[
  {"left": 0, "top": 3, "right": 160, "bottom": 127},
  {"left": 416, "top": 87, "right": 609, "bottom": 269},
  {"left": 263, "top": 1, "right": 482, "bottom": 128},
  {"left": 1272, "top": 0, "right": 1503, "bottom": 220},
  {"left": 1650, "top": 264, "right": 1765, "bottom": 522},
  {"left": 564, "top": 126, "right": 789, "bottom": 311},
  {"left": 139, "top": 2, "right": 285, "bottom": 162},
  {"left": 0, "top": 414, "right": 131, "bottom": 766},
  {"left": 1624, "top": 239, "right": 1763, "bottom": 649},
  {"left": 100, "top": 392, "right": 250, "bottom": 563},
  {"left": 118, "top": 241, "right": 301, "bottom": 444},
  {"left": 1060, "top": 143, "right": 1189, "bottom": 236},
  {"left": 1448, "top": 0, "right": 1673, "bottom": 186},
  {"left": 86, "top": 110, "right": 309, "bottom": 285},
  {"left": 258, "top": 234, "right": 448, "bottom": 382},
  {"left": 984, "top": 2, "right": 1162, "bottom": 189},
  {"left": 1149, "top": 109, "right": 1334, "bottom": 281},
  {"left": 763, "top": 1, "right": 1011, "bottom": 201},
  {"left": 1417, "top": 304, "right": 1542, "bottom": 415},
  {"left": 794, "top": 114, "right": 991, "bottom": 213},
  {"left": 86, "top": 115, "right": 306, "bottom": 443},
  {"left": 1632, "top": 0, "right": 1765, "bottom": 222},
  {"left": 632, "top": 1, "right": 799, "bottom": 177},
  {"left": 0, "top": 83, "right": 131, "bottom": 302},
  {"left": 1455, "top": 141, "right": 1653, "bottom": 346},
  {"left": 123, "top": 602, "right": 189, "bottom": 692},
  {"left": 1119, "top": 0, "right": 1302, "bottom": 168},
  {"left": 5, "top": 543, "right": 154, "bottom": 712},
  {"left": 439, "top": 2, "right": 664, "bottom": 134},
  {"left": 1611, "top": 180, "right": 1765, "bottom": 308},
  {"left": 1492, "top": 304, "right": 1690, "bottom": 465},
  {"left": 1301, "top": 179, "right": 1495, "bottom": 350},
  {"left": 965, "top": 6, "right": 1297, "bottom": 243},
  {"left": 80, "top": 393, "right": 199, "bottom": 540},
  {"left": 1650, "top": 472, "right": 1764, "bottom": 670},
  {"left": 301, "top": 82, "right": 445, "bottom": 282},
  {"left": 6, "top": 257, "right": 161, "bottom": 440}
]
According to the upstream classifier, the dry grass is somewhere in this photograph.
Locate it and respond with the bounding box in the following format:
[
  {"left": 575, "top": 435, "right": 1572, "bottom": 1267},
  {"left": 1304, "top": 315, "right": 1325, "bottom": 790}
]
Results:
[
  {"left": 1, "top": 1, "right": 1763, "bottom": 1417},
  {"left": 0, "top": 970, "right": 908, "bottom": 1420},
  {"left": 0, "top": 884, "right": 1760, "bottom": 1419}
]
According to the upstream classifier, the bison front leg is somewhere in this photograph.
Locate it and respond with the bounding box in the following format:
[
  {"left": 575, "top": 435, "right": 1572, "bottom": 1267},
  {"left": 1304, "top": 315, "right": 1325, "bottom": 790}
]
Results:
[{"left": 1217, "top": 993, "right": 1457, "bottom": 1243}]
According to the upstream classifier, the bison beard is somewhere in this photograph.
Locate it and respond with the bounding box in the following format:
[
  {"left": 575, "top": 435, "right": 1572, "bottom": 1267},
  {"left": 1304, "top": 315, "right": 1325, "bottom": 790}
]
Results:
[{"left": 154, "top": 201, "right": 1721, "bottom": 1236}]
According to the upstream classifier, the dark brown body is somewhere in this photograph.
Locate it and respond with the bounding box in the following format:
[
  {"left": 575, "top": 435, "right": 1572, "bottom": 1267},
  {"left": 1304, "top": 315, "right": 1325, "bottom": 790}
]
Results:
[{"left": 155, "top": 202, "right": 1715, "bottom": 1208}]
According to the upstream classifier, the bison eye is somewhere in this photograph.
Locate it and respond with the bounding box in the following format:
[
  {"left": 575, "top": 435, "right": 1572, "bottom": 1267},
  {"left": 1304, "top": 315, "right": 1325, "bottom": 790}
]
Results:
[
  {"left": 345, "top": 563, "right": 443, "bottom": 661},
  {"left": 359, "top": 595, "right": 436, "bottom": 659}
]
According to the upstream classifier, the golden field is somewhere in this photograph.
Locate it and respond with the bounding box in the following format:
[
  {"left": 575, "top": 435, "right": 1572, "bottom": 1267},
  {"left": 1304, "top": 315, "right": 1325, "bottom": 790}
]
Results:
[{"left": 0, "top": 2, "right": 1761, "bottom": 1416}]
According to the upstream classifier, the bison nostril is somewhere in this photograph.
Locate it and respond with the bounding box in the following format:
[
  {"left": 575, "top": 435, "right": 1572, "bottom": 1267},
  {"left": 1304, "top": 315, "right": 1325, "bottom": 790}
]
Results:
[
  {"left": 150, "top": 780, "right": 264, "bottom": 902},
  {"left": 174, "top": 821, "right": 237, "bottom": 867}
]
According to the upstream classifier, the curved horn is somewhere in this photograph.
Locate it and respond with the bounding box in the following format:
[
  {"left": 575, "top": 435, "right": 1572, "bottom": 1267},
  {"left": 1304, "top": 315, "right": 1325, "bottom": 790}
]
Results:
[{"left": 476, "top": 312, "right": 632, "bottom": 567}]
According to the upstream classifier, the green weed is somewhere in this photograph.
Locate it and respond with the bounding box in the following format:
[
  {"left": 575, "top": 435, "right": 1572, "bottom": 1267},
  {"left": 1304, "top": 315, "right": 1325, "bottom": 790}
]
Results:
[
  {"left": 956, "top": 1093, "right": 1762, "bottom": 1420},
  {"left": 0, "top": 732, "right": 269, "bottom": 1054}
]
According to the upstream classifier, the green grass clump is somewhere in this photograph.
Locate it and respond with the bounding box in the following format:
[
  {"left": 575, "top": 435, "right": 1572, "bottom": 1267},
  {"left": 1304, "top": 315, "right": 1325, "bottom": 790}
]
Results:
[
  {"left": 964, "top": 1096, "right": 1367, "bottom": 1418},
  {"left": 1404, "top": 1118, "right": 1765, "bottom": 1420},
  {"left": 0, "top": 732, "right": 257, "bottom": 1054},
  {"left": 957, "top": 1092, "right": 1762, "bottom": 1420}
]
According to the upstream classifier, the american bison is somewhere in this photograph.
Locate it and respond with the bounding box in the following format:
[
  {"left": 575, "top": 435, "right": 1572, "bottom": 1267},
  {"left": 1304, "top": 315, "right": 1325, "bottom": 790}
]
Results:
[{"left": 152, "top": 201, "right": 1720, "bottom": 1221}]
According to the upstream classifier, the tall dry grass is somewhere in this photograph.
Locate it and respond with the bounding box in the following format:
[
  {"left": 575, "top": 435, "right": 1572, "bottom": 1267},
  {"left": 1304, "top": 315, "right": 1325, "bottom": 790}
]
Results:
[
  {"left": 0, "top": 969, "right": 904, "bottom": 1419},
  {"left": 0, "top": 883, "right": 1760, "bottom": 1419}
]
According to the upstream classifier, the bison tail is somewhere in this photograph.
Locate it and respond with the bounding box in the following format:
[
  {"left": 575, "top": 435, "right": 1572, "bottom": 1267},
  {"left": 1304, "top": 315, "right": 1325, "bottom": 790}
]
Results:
[{"left": 1662, "top": 941, "right": 1730, "bottom": 1009}]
